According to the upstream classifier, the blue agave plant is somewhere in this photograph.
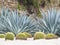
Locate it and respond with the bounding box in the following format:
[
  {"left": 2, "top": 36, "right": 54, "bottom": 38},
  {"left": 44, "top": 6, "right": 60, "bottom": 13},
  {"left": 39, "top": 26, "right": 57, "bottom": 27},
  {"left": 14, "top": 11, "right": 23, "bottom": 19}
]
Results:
[
  {"left": 0, "top": 8, "right": 37, "bottom": 35},
  {"left": 36, "top": 8, "right": 60, "bottom": 35}
]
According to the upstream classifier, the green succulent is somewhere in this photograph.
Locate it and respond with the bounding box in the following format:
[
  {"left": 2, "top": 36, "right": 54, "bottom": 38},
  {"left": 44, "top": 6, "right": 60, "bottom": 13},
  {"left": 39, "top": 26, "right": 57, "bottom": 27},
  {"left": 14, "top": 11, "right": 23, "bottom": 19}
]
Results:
[
  {"left": 45, "top": 33, "right": 58, "bottom": 39},
  {"left": 23, "top": 32, "right": 32, "bottom": 38},
  {"left": 34, "top": 32, "right": 45, "bottom": 40},
  {"left": 37, "top": 8, "right": 60, "bottom": 36},
  {"left": 0, "top": 34, "right": 5, "bottom": 38},
  {"left": 0, "top": 8, "right": 37, "bottom": 35},
  {"left": 5, "top": 32, "right": 15, "bottom": 40},
  {"left": 16, "top": 33, "right": 27, "bottom": 40}
]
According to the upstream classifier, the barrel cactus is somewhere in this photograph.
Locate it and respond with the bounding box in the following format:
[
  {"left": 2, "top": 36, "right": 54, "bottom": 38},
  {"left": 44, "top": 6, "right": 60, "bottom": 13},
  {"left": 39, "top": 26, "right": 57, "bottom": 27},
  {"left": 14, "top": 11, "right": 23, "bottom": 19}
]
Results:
[
  {"left": 5, "top": 32, "right": 15, "bottom": 40},
  {"left": 0, "top": 34, "right": 5, "bottom": 38},
  {"left": 34, "top": 32, "right": 45, "bottom": 40},
  {"left": 45, "top": 33, "right": 58, "bottom": 39},
  {"left": 16, "top": 33, "right": 27, "bottom": 40},
  {"left": 23, "top": 32, "right": 32, "bottom": 38}
]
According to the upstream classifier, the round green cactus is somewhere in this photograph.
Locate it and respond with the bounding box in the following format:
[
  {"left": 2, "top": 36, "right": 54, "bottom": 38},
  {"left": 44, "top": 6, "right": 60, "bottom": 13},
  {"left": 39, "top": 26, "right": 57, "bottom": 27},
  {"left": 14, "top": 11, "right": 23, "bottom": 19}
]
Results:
[
  {"left": 5, "top": 32, "right": 15, "bottom": 40},
  {"left": 45, "top": 33, "right": 58, "bottom": 39},
  {"left": 34, "top": 32, "right": 45, "bottom": 40},
  {"left": 23, "top": 32, "right": 32, "bottom": 38},
  {"left": 0, "top": 34, "right": 5, "bottom": 38},
  {"left": 16, "top": 33, "right": 27, "bottom": 40}
]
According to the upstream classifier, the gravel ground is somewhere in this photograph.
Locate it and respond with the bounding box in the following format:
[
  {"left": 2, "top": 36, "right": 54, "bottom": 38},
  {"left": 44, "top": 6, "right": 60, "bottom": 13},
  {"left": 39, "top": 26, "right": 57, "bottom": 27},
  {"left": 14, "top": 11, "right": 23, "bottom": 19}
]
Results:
[{"left": 0, "top": 38, "right": 60, "bottom": 45}]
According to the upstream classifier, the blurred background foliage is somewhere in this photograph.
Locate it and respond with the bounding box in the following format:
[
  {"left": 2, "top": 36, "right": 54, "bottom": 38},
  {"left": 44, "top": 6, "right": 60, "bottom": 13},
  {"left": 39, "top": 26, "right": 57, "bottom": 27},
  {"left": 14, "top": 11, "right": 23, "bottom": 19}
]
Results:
[
  {"left": 0, "top": 0, "right": 60, "bottom": 17},
  {"left": 17, "top": 0, "right": 60, "bottom": 17}
]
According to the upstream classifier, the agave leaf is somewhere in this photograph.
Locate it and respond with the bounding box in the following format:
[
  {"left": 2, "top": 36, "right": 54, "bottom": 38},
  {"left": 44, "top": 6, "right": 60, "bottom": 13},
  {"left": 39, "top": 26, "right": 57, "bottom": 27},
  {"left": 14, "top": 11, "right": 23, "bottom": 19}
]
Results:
[
  {"left": 0, "top": 8, "right": 37, "bottom": 35},
  {"left": 37, "top": 8, "right": 60, "bottom": 35}
]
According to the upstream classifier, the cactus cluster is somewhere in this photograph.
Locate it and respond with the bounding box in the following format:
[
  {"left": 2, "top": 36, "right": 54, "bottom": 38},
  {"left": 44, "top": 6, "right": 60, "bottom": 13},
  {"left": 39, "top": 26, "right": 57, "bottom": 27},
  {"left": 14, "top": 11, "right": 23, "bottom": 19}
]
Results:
[
  {"left": 16, "top": 32, "right": 32, "bottom": 40},
  {"left": 0, "top": 32, "right": 32, "bottom": 40},
  {"left": 16, "top": 33, "right": 27, "bottom": 40},
  {"left": 33, "top": 32, "right": 58, "bottom": 40},
  {"left": 5, "top": 32, "right": 15, "bottom": 40},
  {"left": 0, "top": 34, "right": 5, "bottom": 38},
  {"left": 45, "top": 33, "right": 58, "bottom": 39},
  {"left": 34, "top": 32, "right": 45, "bottom": 40},
  {"left": 0, "top": 32, "right": 58, "bottom": 40},
  {"left": 23, "top": 32, "right": 32, "bottom": 38}
]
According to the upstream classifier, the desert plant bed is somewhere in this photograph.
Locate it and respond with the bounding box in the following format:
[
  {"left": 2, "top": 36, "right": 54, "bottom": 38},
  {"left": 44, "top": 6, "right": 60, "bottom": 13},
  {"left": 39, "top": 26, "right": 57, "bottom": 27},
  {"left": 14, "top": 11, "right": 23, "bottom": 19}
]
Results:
[{"left": 0, "top": 7, "right": 60, "bottom": 45}]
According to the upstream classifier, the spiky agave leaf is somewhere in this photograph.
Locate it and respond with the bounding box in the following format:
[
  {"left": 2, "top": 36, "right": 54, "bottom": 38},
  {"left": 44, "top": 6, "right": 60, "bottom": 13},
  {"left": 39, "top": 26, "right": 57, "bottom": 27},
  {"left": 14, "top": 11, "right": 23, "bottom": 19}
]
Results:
[
  {"left": 36, "top": 8, "right": 60, "bottom": 35},
  {"left": 0, "top": 7, "right": 12, "bottom": 34},
  {"left": 0, "top": 8, "right": 37, "bottom": 35},
  {"left": 1, "top": 7, "right": 11, "bottom": 17}
]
